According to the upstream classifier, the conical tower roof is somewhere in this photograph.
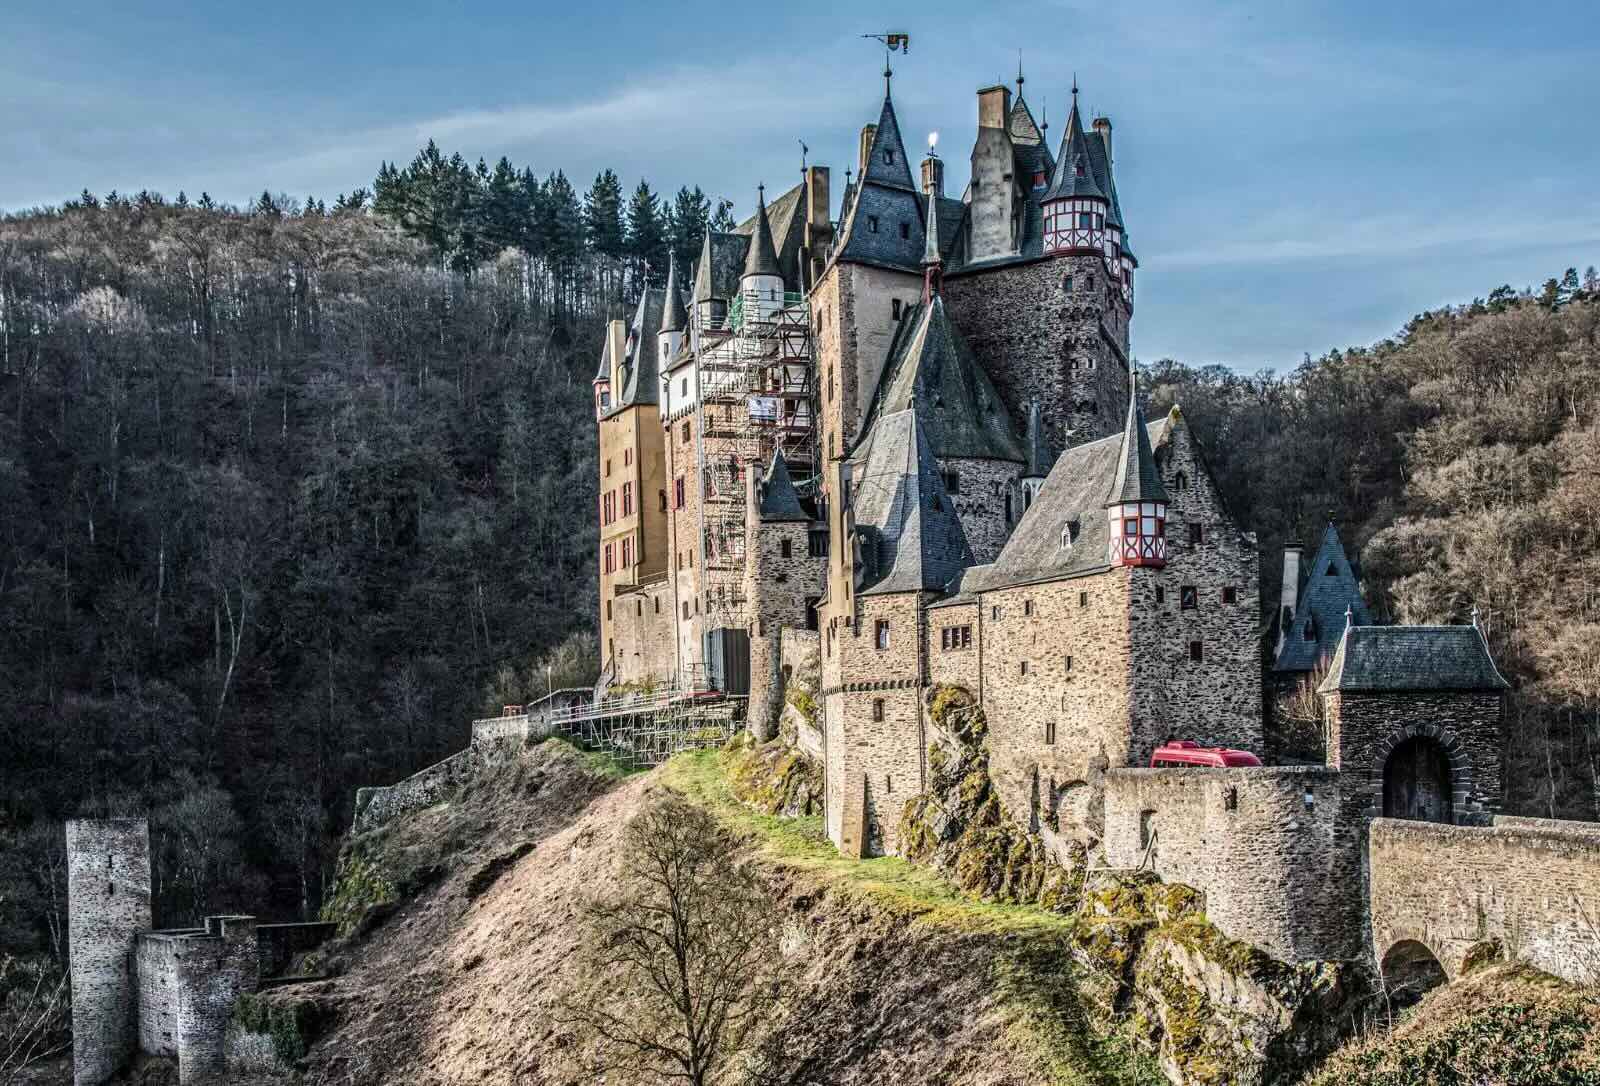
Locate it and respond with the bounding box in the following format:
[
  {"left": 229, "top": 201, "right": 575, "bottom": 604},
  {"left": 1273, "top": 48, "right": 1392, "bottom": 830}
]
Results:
[
  {"left": 1042, "top": 98, "right": 1107, "bottom": 204},
  {"left": 660, "top": 251, "right": 687, "bottom": 332},
  {"left": 851, "top": 409, "right": 975, "bottom": 596},
  {"left": 742, "top": 185, "right": 782, "bottom": 279},
  {"left": 860, "top": 92, "right": 916, "bottom": 192},
  {"left": 758, "top": 449, "right": 809, "bottom": 522},
  {"left": 1107, "top": 383, "right": 1167, "bottom": 506}
]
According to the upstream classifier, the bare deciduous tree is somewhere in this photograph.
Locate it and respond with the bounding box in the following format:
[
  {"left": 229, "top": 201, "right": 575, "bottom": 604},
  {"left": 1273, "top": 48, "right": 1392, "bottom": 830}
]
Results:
[{"left": 563, "top": 792, "right": 780, "bottom": 1086}]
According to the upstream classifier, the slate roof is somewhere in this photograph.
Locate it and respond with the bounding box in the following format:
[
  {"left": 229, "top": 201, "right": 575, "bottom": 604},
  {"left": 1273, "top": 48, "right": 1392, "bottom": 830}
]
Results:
[
  {"left": 1009, "top": 94, "right": 1044, "bottom": 145},
  {"left": 856, "top": 297, "right": 1026, "bottom": 464},
  {"left": 742, "top": 187, "right": 783, "bottom": 279},
  {"left": 833, "top": 93, "right": 926, "bottom": 272},
  {"left": 1108, "top": 391, "right": 1168, "bottom": 505},
  {"left": 604, "top": 287, "right": 663, "bottom": 414},
  {"left": 660, "top": 252, "right": 687, "bottom": 333},
  {"left": 1042, "top": 100, "right": 1108, "bottom": 204},
  {"left": 693, "top": 231, "right": 750, "bottom": 304},
  {"left": 758, "top": 450, "right": 809, "bottom": 522},
  {"left": 1275, "top": 523, "right": 1374, "bottom": 673},
  {"left": 860, "top": 93, "right": 917, "bottom": 192},
  {"left": 594, "top": 335, "right": 612, "bottom": 383},
  {"left": 849, "top": 408, "right": 975, "bottom": 596},
  {"left": 1318, "top": 625, "right": 1510, "bottom": 693},
  {"left": 982, "top": 413, "right": 1173, "bottom": 590}
]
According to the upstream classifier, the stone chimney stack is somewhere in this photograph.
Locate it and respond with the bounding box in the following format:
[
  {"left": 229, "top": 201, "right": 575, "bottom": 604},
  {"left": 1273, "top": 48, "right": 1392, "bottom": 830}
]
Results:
[
  {"left": 803, "top": 165, "right": 833, "bottom": 288},
  {"left": 976, "top": 84, "right": 1011, "bottom": 130},
  {"left": 858, "top": 124, "right": 878, "bottom": 175},
  {"left": 1275, "top": 543, "right": 1303, "bottom": 659},
  {"left": 1093, "top": 116, "right": 1113, "bottom": 161},
  {"left": 921, "top": 155, "right": 944, "bottom": 197},
  {"left": 968, "top": 84, "right": 1018, "bottom": 263}
]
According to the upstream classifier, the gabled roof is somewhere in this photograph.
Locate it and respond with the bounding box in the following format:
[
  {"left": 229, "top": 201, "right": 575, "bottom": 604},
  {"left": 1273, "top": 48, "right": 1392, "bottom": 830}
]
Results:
[
  {"left": 982, "top": 414, "right": 1174, "bottom": 590},
  {"left": 605, "top": 288, "right": 663, "bottom": 414},
  {"left": 1317, "top": 625, "right": 1510, "bottom": 693},
  {"left": 1023, "top": 399, "right": 1050, "bottom": 479},
  {"left": 1108, "top": 390, "right": 1168, "bottom": 506},
  {"left": 857, "top": 297, "right": 1026, "bottom": 463},
  {"left": 660, "top": 252, "right": 687, "bottom": 333},
  {"left": 742, "top": 186, "right": 782, "bottom": 279},
  {"left": 693, "top": 231, "right": 749, "bottom": 304},
  {"left": 1042, "top": 100, "right": 1107, "bottom": 204},
  {"left": 758, "top": 450, "right": 809, "bottom": 522},
  {"left": 1275, "top": 523, "right": 1375, "bottom": 673},
  {"left": 1009, "top": 95, "right": 1044, "bottom": 145},
  {"left": 850, "top": 409, "right": 975, "bottom": 596}
]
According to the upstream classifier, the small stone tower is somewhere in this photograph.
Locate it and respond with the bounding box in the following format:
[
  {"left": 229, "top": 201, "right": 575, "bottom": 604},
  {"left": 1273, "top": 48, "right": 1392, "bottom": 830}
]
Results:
[{"left": 66, "top": 818, "right": 152, "bottom": 1086}]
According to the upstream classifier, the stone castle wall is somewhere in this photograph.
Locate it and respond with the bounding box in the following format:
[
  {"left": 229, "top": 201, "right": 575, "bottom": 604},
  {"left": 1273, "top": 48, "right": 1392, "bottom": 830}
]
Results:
[
  {"left": 172, "top": 916, "right": 261, "bottom": 1084},
  {"left": 135, "top": 932, "right": 190, "bottom": 1058},
  {"left": 1326, "top": 690, "right": 1503, "bottom": 823},
  {"left": 67, "top": 819, "right": 152, "bottom": 1086},
  {"left": 925, "top": 600, "right": 981, "bottom": 694},
  {"left": 353, "top": 729, "right": 547, "bottom": 834},
  {"left": 938, "top": 456, "right": 1021, "bottom": 565},
  {"left": 944, "top": 253, "right": 1130, "bottom": 454},
  {"left": 1104, "top": 768, "right": 1364, "bottom": 962},
  {"left": 611, "top": 577, "right": 675, "bottom": 686},
  {"left": 745, "top": 517, "right": 824, "bottom": 738},
  {"left": 1369, "top": 815, "right": 1600, "bottom": 984}
]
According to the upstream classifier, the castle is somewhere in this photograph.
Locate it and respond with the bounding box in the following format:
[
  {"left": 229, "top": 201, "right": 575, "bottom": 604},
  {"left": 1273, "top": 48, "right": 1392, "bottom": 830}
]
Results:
[{"left": 590, "top": 65, "right": 1600, "bottom": 983}]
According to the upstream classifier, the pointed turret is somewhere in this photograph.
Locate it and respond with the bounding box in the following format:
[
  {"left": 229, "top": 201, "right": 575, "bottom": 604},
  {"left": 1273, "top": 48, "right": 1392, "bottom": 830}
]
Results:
[
  {"left": 860, "top": 90, "right": 916, "bottom": 193},
  {"left": 1042, "top": 97, "right": 1108, "bottom": 205},
  {"left": 1106, "top": 381, "right": 1168, "bottom": 568},
  {"left": 742, "top": 185, "right": 782, "bottom": 281},
  {"left": 758, "top": 449, "right": 809, "bottom": 522},
  {"left": 1274, "top": 522, "right": 1375, "bottom": 673},
  {"left": 660, "top": 251, "right": 687, "bottom": 333}
]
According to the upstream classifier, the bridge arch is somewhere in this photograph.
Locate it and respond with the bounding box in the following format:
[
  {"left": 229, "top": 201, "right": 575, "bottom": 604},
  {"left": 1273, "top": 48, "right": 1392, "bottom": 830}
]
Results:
[
  {"left": 1369, "top": 723, "right": 1472, "bottom": 823},
  {"left": 1379, "top": 937, "right": 1448, "bottom": 1008}
]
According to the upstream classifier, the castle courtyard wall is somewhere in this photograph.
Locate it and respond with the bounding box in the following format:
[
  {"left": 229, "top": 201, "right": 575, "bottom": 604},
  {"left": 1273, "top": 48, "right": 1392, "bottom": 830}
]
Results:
[
  {"left": 1104, "top": 768, "right": 1364, "bottom": 962},
  {"left": 1369, "top": 815, "right": 1600, "bottom": 984}
]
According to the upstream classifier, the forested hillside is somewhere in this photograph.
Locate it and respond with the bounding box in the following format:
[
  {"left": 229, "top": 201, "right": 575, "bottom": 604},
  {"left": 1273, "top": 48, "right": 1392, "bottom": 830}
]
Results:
[
  {"left": 1149, "top": 268, "right": 1600, "bottom": 822},
  {"left": 0, "top": 145, "right": 733, "bottom": 1058}
]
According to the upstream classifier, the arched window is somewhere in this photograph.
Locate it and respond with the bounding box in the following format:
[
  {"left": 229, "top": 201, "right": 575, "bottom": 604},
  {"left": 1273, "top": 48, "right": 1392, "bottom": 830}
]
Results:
[{"left": 1174, "top": 471, "right": 1188, "bottom": 492}]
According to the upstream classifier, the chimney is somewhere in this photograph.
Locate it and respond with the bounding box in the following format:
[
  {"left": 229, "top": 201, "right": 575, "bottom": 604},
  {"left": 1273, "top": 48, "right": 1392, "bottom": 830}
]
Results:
[
  {"left": 1093, "top": 116, "right": 1113, "bottom": 162},
  {"left": 806, "top": 165, "right": 830, "bottom": 230},
  {"left": 1274, "top": 543, "right": 1303, "bottom": 660},
  {"left": 976, "top": 84, "right": 1011, "bottom": 130},
  {"left": 858, "top": 124, "right": 878, "bottom": 175},
  {"left": 803, "top": 165, "right": 833, "bottom": 289},
  {"left": 921, "top": 156, "right": 944, "bottom": 197}
]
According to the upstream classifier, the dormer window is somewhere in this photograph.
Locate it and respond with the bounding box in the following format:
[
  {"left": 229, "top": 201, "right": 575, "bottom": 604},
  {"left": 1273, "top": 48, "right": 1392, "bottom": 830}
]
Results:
[
  {"left": 899, "top": 221, "right": 910, "bottom": 240},
  {"left": 867, "top": 215, "right": 879, "bottom": 234},
  {"left": 884, "top": 149, "right": 895, "bottom": 165},
  {"left": 1075, "top": 157, "right": 1086, "bottom": 178}
]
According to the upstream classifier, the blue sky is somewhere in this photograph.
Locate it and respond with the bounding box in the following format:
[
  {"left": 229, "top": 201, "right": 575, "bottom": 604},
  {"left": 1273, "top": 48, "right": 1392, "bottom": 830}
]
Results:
[{"left": 4, "top": 0, "right": 1597, "bottom": 367}]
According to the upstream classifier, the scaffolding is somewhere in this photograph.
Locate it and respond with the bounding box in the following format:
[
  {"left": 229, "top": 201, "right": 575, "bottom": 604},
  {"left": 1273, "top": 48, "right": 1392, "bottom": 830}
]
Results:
[
  {"left": 692, "top": 285, "right": 817, "bottom": 632},
  {"left": 545, "top": 680, "right": 745, "bottom": 769}
]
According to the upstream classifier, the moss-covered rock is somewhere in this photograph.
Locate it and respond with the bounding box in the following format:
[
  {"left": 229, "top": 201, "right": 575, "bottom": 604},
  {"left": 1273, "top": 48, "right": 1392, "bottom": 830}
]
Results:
[
  {"left": 231, "top": 990, "right": 327, "bottom": 1065},
  {"left": 724, "top": 732, "right": 824, "bottom": 818}
]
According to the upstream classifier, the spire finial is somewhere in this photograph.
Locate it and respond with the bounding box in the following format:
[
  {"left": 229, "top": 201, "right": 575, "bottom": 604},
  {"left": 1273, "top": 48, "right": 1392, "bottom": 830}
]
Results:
[
  {"left": 1016, "top": 51, "right": 1024, "bottom": 95},
  {"left": 1041, "top": 95, "right": 1048, "bottom": 136},
  {"left": 1345, "top": 604, "right": 1354, "bottom": 629},
  {"left": 1470, "top": 604, "right": 1482, "bottom": 628},
  {"left": 884, "top": 49, "right": 893, "bottom": 97},
  {"left": 1072, "top": 73, "right": 1079, "bottom": 101}
]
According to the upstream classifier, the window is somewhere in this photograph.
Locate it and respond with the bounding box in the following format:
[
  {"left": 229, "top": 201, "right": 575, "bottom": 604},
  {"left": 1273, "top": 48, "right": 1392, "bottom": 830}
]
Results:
[
  {"left": 682, "top": 601, "right": 689, "bottom": 619},
  {"left": 1189, "top": 640, "right": 1204, "bottom": 663},
  {"left": 1086, "top": 275, "right": 1094, "bottom": 291},
  {"left": 1078, "top": 211, "right": 1093, "bottom": 229},
  {"left": 675, "top": 477, "right": 685, "bottom": 509},
  {"left": 1078, "top": 591, "right": 1089, "bottom": 608},
  {"left": 991, "top": 605, "right": 1000, "bottom": 621},
  {"left": 624, "top": 449, "right": 631, "bottom": 467},
  {"left": 635, "top": 599, "right": 642, "bottom": 617},
  {"left": 940, "top": 625, "right": 972, "bottom": 650},
  {"left": 605, "top": 458, "right": 611, "bottom": 477},
  {"left": 604, "top": 543, "right": 614, "bottom": 573},
  {"left": 606, "top": 599, "right": 612, "bottom": 620},
  {"left": 681, "top": 421, "right": 691, "bottom": 444},
  {"left": 891, "top": 298, "right": 902, "bottom": 320},
  {"left": 872, "top": 698, "right": 884, "bottom": 722},
  {"left": 1180, "top": 585, "right": 1198, "bottom": 610},
  {"left": 654, "top": 597, "right": 660, "bottom": 613},
  {"left": 1064, "top": 655, "right": 1073, "bottom": 672},
  {"left": 621, "top": 538, "right": 630, "bottom": 567},
  {"left": 780, "top": 539, "right": 792, "bottom": 559},
  {"left": 1155, "top": 586, "right": 1166, "bottom": 604},
  {"left": 868, "top": 215, "right": 880, "bottom": 233},
  {"left": 1325, "top": 564, "right": 1338, "bottom": 577},
  {"left": 659, "top": 489, "right": 667, "bottom": 512},
  {"left": 681, "top": 378, "right": 688, "bottom": 396},
  {"left": 805, "top": 597, "right": 820, "bottom": 630},
  {"left": 808, "top": 529, "right": 829, "bottom": 558},
  {"left": 1063, "top": 274, "right": 1074, "bottom": 292},
  {"left": 1023, "top": 599, "right": 1034, "bottom": 617},
  {"left": 1020, "top": 661, "right": 1029, "bottom": 676},
  {"left": 622, "top": 483, "right": 632, "bottom": 516},
  {"left": 1045, "top": 719, "right": 1056, "bottom": 745},
  {"left": 884, "top": 149, "right": 896, "bottom": 165},
  {"left": 899, "top": 221, "right": 910, "bottom": 240},
  {"left": 1188, "top": 523, "right": 1204, "bottom": 545},
  {"left": 943, "top": 471, "right": 961, "bottom": 495},
  {"left": 1222, "top": 586, "right": 1238, "bottom": 604},
  {"left": 875, "top": 620, "right": 890, "bottom": 650},
  {"left": 1174, "top": 471, "right": 1188, "bottom": 492}
]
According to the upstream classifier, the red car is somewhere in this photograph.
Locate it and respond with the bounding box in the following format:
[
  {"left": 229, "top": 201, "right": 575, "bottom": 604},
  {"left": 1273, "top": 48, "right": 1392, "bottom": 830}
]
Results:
[{"left": 1150, "top": 740, "right": 1262, "bottom": 769}]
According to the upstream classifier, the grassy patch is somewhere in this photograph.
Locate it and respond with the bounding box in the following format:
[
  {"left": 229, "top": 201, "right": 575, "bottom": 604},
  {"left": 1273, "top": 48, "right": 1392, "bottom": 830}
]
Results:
[
  {"left": 662, "top": 748, "right": 1075, "bottom": 938},
  {"left": 232, "top": 991, "right": 324, "bottom": 1064}
]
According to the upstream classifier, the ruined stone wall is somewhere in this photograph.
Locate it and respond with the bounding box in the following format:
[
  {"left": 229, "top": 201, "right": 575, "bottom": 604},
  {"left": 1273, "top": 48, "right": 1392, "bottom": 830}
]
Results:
[
  {"left": 744, "top": 518, "right": 824, "bottom": 738},
  {"left": 822, "top": 591, "right": 925, "bottom": 856},
  {"left": 1369, "top": 816, "right": 1600, "bottom": 984},
  {"left": 1104, "top": 768, "right": 1365, "bottom": 962},
  {"left": 944, "top": 254, "right": 1130, "bottom": 454},
  {"left": 978, "top": 571, "right": 1133, "bottom": 835},
  {"left": 1325, "top": 690, "right": 1503, "bottom": 823},
  {"left": 255, "top": 922, "right": 335, "bottom": 979},
  {"left": 611, "top": 577, "right": 675, "bottom": 687},
  {"left": 1127, "top": 414, "right": 1263, "bottom": 766},
  {"left": 135, "top": 933, "right": 190, "bottom": 1058},
  {"left": 939, "top": 456, "right": 1020, "bottom": 565},
  {"left": 173, "top": 916, "right": 260, "bottom": 1084},
  {"left": 67, "top": 818, "right": 152, "bottom": 1086}
]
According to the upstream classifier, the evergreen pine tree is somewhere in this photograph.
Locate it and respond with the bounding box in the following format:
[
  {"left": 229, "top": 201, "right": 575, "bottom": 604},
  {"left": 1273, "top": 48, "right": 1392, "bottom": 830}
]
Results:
[
  {"left": 625, "top": 180, "right": 667, "bottom": 284},
  {"left": 711, "top": 198, "right": 737, "bottom": 233},
  {"left": 666, "top": 186, "right": 711, "bottom": 274}
]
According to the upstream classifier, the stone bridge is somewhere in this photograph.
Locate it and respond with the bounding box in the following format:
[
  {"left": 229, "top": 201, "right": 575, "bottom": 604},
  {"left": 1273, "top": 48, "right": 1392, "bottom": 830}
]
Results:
[{"left": 1368, "top": 815, "right": 1600, "bottom": 995}]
